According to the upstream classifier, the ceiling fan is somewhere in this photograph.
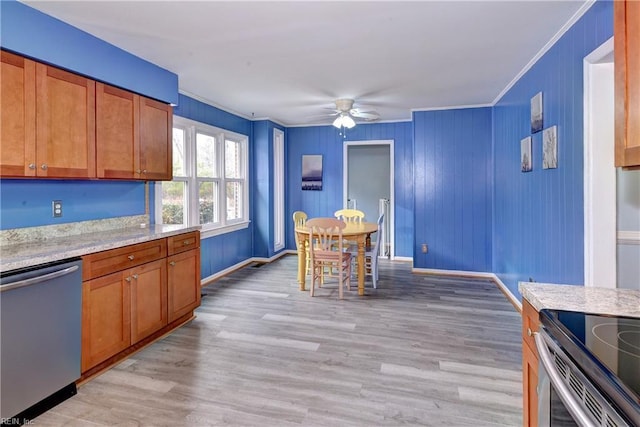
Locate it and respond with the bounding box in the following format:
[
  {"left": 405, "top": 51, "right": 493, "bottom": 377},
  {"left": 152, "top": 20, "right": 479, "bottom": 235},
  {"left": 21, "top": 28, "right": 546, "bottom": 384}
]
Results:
[{"left": 327, "top": 98, "right": 380, "bottom": 129}]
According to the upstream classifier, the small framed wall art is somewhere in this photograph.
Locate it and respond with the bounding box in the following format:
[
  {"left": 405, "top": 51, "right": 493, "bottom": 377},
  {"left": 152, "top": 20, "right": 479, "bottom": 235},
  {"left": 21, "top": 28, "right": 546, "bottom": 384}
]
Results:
[
  {"left": 542, "top": 125, "right": 558, "bottom": 169},
  {"left": 301, "top": 154, "right": 323, "bottom": 190},
  {"left": 531, "top": 92, "right": 543, "bottom": 133},
  {"left": 521, "top": 136, "right": 532, "bottom": 172}
]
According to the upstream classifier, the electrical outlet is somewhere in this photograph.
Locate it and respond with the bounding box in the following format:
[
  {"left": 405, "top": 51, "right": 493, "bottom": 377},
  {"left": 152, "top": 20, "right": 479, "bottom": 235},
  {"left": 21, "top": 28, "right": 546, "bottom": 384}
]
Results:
[
  {"left": 421, "top": 243, "right": 428, "bottom": 253},
  {"left": 52, "top": 200, "right": 63, "bottom": 218}
]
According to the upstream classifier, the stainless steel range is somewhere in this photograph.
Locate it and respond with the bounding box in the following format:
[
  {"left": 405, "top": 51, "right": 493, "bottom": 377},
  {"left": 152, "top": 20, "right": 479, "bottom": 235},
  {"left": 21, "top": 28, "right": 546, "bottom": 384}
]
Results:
[{"left": 535, "top": 309, "right": 640, "bottom": 426}]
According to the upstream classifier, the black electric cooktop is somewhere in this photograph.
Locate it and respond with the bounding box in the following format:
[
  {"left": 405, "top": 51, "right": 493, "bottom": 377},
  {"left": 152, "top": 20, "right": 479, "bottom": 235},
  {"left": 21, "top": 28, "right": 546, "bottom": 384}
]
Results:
[{"left": 540, "top": 309, "right": 640, "bottom": 425}]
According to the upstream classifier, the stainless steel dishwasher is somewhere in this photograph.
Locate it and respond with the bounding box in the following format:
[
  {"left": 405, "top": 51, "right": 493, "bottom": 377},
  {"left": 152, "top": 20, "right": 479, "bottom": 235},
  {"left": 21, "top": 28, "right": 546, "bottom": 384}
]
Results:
[{"left": 1, "top": 258, "right": 82, "bottom": 423}]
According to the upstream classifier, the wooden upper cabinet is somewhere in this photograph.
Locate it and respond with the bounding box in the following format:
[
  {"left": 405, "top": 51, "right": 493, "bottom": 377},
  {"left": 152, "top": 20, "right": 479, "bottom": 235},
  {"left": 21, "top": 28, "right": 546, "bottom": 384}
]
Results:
[
  {"left": 96, "top": 83, "right": 139, "bottom": 179},
  {"left": 139, "top": 97, "right": 173, "bottom": 180},
  {"left": 615, "top": 0, "right": 640, "bottom": 167},
  {"left": 0, "top": 51, "right": 36, "bottom": 177},
  {"left": 36, "top": 63, "right": 96, "bottom": 178}
]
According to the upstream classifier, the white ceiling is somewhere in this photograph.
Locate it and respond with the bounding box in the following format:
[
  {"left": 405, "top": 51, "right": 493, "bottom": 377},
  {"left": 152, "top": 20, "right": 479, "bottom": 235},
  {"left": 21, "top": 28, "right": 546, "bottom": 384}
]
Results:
[{"left": 22, "top": 0, "right": 589, "bottom": 127}]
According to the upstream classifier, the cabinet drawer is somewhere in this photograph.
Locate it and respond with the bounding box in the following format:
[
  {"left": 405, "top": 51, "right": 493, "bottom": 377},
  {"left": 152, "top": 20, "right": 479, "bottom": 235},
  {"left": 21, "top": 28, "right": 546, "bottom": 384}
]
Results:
[
  {"left": 167, "top": 231, "right": 200, "bottom": 256},
  {"left": 82, "top": 239, "right": 167, "bottom": 281},
  {"left": 522, "top": 299, "right": 540, "bottom": 357}
]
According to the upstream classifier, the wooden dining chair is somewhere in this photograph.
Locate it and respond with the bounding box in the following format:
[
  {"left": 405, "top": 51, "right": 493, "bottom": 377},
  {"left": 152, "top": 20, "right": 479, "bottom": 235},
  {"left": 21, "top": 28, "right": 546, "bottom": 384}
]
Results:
[
  {"left": 334, "top": 208, "right": 364, "bottom": 223},
  {"left": 306, "top": 218, "right": 352, "bottom": 299},
  {"left": 292, "top": 211, "right": 311, "bottom": 275},
  {"left": 348, "top": 213, "right": 384, "bottom": 289}
]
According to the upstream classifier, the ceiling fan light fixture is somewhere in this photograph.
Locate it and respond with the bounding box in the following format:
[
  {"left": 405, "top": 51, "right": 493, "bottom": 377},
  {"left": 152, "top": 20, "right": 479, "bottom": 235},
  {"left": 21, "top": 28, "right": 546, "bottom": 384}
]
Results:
[{"left": 333, "top": 113, "right": 356, "bottom": 129}]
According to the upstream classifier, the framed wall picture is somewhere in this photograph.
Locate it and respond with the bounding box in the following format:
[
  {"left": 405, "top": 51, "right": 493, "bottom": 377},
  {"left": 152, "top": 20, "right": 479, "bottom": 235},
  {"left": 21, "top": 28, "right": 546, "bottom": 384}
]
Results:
[
  {"left": 542, "top": 125, "right": 558, "bottom": 169},
  {"left": 302, "top": 155, "right": 323, "bottom": 190},
  {"left": 521, "top": 136, "right": 532, "bottom": 172},
  {"left": 531, "top": 92, "right": 543, "bottom": 133}
]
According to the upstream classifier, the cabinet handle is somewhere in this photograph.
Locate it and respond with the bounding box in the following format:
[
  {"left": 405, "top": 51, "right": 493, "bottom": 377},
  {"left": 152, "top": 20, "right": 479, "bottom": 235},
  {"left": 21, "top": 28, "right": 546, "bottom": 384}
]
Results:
[
  {"left": 527, "top": 328, "right": 532, "bottom": 337},
  {"left": 28, "top": 163, "right": 36, "bottom": 170},
  {"left": 169, "top": 261, "right": 176, "bottom": 266},
  {"left": 41, "top": 164, "right": 48, "bottom": 170},
  {"left": 128, "top": 255, "right": 135, "bottom": 260},
  {"left": 125, "top": 276, "right": 131, "bottom": 282},
  {"left": 132, "top": 274, "right": 138, "bottom": 280}
]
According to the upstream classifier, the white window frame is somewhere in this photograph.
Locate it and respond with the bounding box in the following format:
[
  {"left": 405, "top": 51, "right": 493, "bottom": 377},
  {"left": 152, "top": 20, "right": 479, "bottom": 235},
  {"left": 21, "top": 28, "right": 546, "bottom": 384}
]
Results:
[
  {"left": 155, "top": 116, "right": 250, "bottom": 239},
  {"left": 273, "top": 128, "right": 285, "bottom": 251}
]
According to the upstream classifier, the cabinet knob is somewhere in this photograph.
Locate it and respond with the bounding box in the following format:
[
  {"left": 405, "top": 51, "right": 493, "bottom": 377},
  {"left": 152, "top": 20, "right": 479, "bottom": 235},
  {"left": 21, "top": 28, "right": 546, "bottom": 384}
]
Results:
[
  {"left": 125, "top": 276, "right": 131, "bottom": 282},
  {"left": 128, "top": 255, "right": 135, "bottom": 260},
  {"left": 28, "top": 163, "right": 36, "bottom": 170},
  {"left": 132, "top": 274, "right": 138, "bottom": 280},
  {"left": 169, "top": 261, "right": 176, "bottom": 266},
  {"left": 142, "top": 169, "right": 147, "bottom": 174},
  {"left": 183, "top": 240, "right": 190, "bottom": 246},
  {"left": 136, "top": 169, "right": 142, "bottom": 174},
  {"left": 41, "top": 164, "right": 48, "bottom": 170},
  {"left": 527, "top": 328, "right": 532, "bottom": 337}
]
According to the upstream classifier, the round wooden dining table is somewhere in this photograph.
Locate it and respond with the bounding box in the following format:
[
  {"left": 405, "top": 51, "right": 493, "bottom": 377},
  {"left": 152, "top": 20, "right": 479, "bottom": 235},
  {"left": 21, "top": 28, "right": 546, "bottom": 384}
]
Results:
[{"left": 294, "top": 221, "right": 378, "bottom": 296}]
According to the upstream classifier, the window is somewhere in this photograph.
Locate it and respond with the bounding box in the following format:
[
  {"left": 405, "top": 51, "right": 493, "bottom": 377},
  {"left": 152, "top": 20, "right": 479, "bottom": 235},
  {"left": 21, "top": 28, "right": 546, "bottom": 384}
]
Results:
[
  {"left": 156, "top": 116, "right": 249, "bottom": 237},
  {"left": 273, "top": 128, "right": 285, "bottom": 251}
]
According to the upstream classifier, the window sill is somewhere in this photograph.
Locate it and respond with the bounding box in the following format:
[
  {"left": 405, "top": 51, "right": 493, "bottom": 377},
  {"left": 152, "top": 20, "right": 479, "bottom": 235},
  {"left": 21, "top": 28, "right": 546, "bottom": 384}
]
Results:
[{"left": 201, "top": 221, "right": 251, "bottom": 239}]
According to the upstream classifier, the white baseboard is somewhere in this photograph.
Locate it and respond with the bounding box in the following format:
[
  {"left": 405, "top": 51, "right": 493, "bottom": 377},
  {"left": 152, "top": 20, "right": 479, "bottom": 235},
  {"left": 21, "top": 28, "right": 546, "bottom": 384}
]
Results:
[
  {"left": 618, "top": 231, "right": 640, "bottom": 245},
  {"left": 412, "top": 267, "right": 522, "bottom": 313}
]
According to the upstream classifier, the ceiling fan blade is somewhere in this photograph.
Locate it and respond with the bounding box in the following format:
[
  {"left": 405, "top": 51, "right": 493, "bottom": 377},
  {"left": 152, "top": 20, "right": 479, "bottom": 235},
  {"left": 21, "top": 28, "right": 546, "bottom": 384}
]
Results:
[{"left": 351, "top": 110, "right": 380, "bottom": 120}]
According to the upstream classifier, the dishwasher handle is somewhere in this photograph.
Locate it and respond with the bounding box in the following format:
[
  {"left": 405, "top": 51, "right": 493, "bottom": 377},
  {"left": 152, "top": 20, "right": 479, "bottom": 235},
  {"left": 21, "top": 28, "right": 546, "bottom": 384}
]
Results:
[{"left": 0, "top": 265, "right": 79, "bottom": 293}]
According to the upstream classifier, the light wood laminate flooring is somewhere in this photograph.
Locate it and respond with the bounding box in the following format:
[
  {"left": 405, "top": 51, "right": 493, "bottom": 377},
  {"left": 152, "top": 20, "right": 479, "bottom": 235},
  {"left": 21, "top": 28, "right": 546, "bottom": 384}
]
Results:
[{"left": 35, "top": 255, "right": 523, "bottom": 426}]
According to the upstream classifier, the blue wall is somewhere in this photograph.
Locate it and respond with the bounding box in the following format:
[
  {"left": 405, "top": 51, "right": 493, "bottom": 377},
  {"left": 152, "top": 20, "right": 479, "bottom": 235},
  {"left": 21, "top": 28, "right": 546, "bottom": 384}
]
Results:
[
  {"left": 0, "top": 0, "right": 178, "bottom": 104},
  {"left": 413, "top": 108, "right": 493, "bottom": 272},
  {"left": 492, "top": 1, "right": 614, "bottom": 297},
  {"left": 0, "top": 180, "right": 145, "bottom": 229},
  {"left": 286, "top": 122, "right": 414, "bottom": 258}
]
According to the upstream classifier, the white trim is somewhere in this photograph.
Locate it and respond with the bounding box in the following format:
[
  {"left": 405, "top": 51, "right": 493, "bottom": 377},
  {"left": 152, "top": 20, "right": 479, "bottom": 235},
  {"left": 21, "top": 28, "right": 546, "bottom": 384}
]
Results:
[
  {"left": 412, "top": 268, "right": 521, "bottom": 312},
  {"left": 492, "top": 0, "right": 596, "bottom": 105},
  {"left": 393, "top": 256, "right": 413, "bottom": 263},
  {"left": 201, "top": 221, "right": 250, "bottom": 239},
  {"left": 618, "top": 231, "right": 640, "bottom": 245},
  {"left": 343, "top": 139, "right": 395, "bottom": 259},
  {"left": 273, "top": 128, "right": 285, "bottom": 252},
  {"left": 286, "top": 118, "right": 412, "bottom": 128},
  {"left": 583, "top": 37, "right": 616, "bottom": 288},
  {"left": 411, "top": 103, "right": 492, "bottom": 113}
]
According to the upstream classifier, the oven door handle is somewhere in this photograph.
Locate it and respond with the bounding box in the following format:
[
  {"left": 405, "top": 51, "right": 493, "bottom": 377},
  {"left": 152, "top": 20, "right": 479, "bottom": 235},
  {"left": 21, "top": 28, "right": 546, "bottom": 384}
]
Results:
[{"left": 534, "top": 331, "right": 598, "bottom": 427}]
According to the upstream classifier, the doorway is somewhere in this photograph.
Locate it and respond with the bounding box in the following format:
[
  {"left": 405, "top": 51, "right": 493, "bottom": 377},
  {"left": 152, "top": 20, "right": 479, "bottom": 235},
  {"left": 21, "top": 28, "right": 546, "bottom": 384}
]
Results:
[{"left": 343, "top": 140, "right": 394, "bottom": 258}]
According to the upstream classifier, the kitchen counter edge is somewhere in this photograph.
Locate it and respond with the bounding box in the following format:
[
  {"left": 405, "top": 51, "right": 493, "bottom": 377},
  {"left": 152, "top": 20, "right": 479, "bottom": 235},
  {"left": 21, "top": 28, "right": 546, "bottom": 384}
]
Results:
[
  {"left": 0, "top": 225, "right": 201, "bottom": 273},
  {"left": 519, "top": 282, "right": 640, "bottom": 318}
]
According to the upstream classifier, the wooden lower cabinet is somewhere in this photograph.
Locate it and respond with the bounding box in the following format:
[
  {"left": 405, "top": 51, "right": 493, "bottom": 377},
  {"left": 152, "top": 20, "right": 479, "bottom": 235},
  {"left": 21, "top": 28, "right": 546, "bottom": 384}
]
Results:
[
  {"left": 81, "top": 271, "right": 131, "bottom": 372},
  {"left": 168, "top": 249, "right": 200, "bottom": 323},
  {"left": 522, "top": 299, "right": 540, "bottom": 427},
  {"left": 130, "top": 259, "right": 167, "bottom": 344},
  {"left": 81, "top": 232, "right": 200, "bottom": 374},
  {"left": 522, "top": 340, "right": 539, "bottom": 427}
]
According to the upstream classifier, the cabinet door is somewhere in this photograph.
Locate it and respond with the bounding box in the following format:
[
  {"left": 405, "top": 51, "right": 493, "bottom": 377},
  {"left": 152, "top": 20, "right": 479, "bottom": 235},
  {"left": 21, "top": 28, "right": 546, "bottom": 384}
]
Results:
[
  {"left": 167, "top": 249, "right": 200, "bottom": 323},
  {"left": 523, "top": 341, "right": 539, "bottom": 427},
  {"left": 36, "top": 63, "right": 96, "bottom": 177},
  {"left": 139, "top": 97, "right": 172, "bottom": 180},
  {"left": 82, "top": 272, "right": 131, "bottom": 372},
  {"left": 96, "top": 83, "right": 139, "bottom": 179},
  {"left": 615, "top": 0, "right": 640, "bottom": 167},
  {"left": 130, "top": 259, "right": 168, "bottom": 344},
  {"left": 0, "top": 51, "right": 36, "bottom": 177}
]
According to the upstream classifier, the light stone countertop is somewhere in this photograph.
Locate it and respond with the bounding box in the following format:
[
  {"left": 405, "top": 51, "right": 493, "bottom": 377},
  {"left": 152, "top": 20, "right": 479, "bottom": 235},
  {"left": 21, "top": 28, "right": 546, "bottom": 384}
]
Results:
[
  {"left": 0, "top": 224, "right": 200, "bottom": 273},
  {"left": 519, "top": 282, "right": 640, "bottom": 317}
]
